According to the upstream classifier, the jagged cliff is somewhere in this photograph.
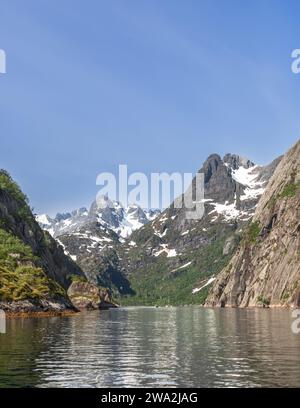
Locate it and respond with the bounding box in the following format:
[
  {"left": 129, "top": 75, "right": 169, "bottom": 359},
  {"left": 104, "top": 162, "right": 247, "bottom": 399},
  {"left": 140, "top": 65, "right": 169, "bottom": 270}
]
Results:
[
  {"left": 0, "top": 170, "right": 84, "bottom": 313},
  {"left": 35, "top": 151, "right": 281, "bottom": 305},
  {"left": 117, "top": 153, "right": 280, "bottom": 305},
  {"left": 205, "top": 141, "right": 300, "bottom": 307}
]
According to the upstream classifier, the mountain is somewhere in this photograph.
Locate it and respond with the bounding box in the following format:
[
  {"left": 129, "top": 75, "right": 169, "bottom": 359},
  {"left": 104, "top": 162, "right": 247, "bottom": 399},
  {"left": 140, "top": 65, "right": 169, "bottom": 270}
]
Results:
[
  {"left": 37, "top": 199, "right": 160, "bottom": 239},
  {"left": 37, "top": 198, "right": 160, "bottom": 295},
  {"left": 205, "top": 141, "right": 300, "bottom": 307},
  {"left": 35, "top": 151, "right": 282, "bottom": 306},
  {"left": 117, "top": 153, "right": 281, "bottom": 305},
  {"left": 0, "top": 169, "right": 85, "bottom": 314}
]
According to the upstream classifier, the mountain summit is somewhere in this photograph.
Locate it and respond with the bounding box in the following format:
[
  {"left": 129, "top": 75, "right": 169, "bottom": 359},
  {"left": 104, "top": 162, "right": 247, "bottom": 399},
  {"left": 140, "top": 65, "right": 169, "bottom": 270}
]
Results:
[
  {"left": 37, "top": 200, "right": 160, "bottom": 240},
  {"left": 36, "top": 151, "right": 282, "bottom": 304},
  {"left": 115, "top": 152, "right": 281, "bottom": 304},
  {"left": 37, "top": 199, "right": 160, "bottom": 294},
  {"left": 206, "top": 141, "right": 300, "bottom": 307}
]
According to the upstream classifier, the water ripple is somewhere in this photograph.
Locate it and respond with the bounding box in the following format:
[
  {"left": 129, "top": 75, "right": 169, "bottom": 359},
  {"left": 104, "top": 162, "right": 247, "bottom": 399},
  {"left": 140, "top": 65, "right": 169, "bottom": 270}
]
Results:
[{"left": 1, "top": 307, "right": 300, "bottom": 387}]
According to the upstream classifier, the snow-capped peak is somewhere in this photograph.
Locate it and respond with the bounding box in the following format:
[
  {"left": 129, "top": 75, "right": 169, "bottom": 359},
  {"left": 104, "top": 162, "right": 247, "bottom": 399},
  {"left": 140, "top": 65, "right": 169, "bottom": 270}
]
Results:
[
  {"left": 37, "top": 198, "right": 160, "bottom": 239},
  {"left": 94, "top": 199, "right": 158, "bottom": 239},
  {"left": 36, "top": 214, "right": 53, "bottom": 226}
]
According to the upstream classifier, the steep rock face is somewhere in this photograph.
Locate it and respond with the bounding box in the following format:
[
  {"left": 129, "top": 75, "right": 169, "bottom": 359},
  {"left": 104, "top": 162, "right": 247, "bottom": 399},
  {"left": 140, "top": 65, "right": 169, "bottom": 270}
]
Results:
[
  {"left": 205, "top": 141, "right": 300, "bottom": 307},
  {"left": 0, "top": 170, "right": 84, "bottom": 311},
  {"left": 200, "top": 154, "right": 240, "bottom": 203},
  {"left": 223, "top": 154, "right": 254, "bottom": 170},
  {"left": 0, "top": 185, "right": 83, "bottom": 289},
  {"left": 67, "top": 281, "right": 117, "bottom": 310},
  {"left": 118, "top": 153, "right": 281, "bottom": 305}
]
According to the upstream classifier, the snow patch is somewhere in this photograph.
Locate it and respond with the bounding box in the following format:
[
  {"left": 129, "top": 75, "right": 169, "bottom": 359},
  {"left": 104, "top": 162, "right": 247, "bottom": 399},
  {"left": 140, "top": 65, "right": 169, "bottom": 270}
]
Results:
[
  {"left": 153, "top": 244, "right": 177, "bottom": 258},
  {"left": 167, "top": 249, "right": 177, "bottom": 258},
  {"left": 36, "top": 214, "right": 52, "bottom": 226},
  {"left": 192, "top": 278, "right": 216, "bottom": 294},
  {"left": 171, "top": 261, "right": 192, "bottom": 272},
  {"left": 232, "top": 165, "right": 259, "bottom": 187},
  {"left": 209, "top": 195, "right": 251, "bottom": 222},
  {"left": 154, "top": 227, "right": 168, "bottom": 238}
]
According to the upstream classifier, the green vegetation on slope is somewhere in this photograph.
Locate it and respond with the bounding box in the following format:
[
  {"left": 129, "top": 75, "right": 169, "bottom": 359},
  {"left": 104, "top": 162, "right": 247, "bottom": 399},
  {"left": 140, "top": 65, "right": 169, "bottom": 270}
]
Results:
[
  {"left": 119, "top": 236, "right": 235, "bottom": 306},
  {"left": 245, "top": 221, "right": 261, "bottom": 244},
  {"left": 0, "top": 170, "right": 28, "bottom": 203},
  {"left": 0, "top": 169, "right": 34, "bottom": 227},
  {"left": 0, "top": 228, "right": 65, "bottom": 301},
  {"left": 279, "top": 180, "right": 300, "bottom": 198},
  {"left": 267, "top": 172, "right": 300, "bottom": 210}
]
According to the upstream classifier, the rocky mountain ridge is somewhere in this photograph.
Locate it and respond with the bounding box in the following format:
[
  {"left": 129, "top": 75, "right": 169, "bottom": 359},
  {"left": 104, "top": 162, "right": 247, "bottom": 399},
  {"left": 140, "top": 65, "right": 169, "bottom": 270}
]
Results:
[
  {"left": 115, "top": 152, "right": 281, "bottom": 305},
  {"left": 37, "top": 199, "right": 160, "bottom": 239},
  {"left": 36, "top": 197, "right": 160, "bottom": 295},
  {"left": 205, "top": 141, "right": 300, "bottom": 307},
  {"left": 3, "top": 142, "right": 295, "bottom": 310},
  {"left": 36, "top": 151, "right": 282, "bottom": 304}
]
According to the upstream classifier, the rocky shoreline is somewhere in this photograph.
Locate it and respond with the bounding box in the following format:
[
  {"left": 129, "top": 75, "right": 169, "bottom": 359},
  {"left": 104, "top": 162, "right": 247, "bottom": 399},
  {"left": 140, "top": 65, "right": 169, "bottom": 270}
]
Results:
[
  {"left": 1, "top": 302, "right": 297, "bottom": 319},
  {"left": 0, "top": 281, "right": 119, "bottom": 318},
  {"left": 0, "top": 296, "right": 78, "bottom": 318},
  {"left": 204, "top": 303, "right": 296, "bottom": 309}
]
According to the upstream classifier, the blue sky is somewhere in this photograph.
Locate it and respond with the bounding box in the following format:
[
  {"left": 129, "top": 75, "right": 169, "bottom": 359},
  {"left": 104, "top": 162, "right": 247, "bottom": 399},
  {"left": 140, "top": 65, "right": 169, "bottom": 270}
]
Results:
[{"left": 0, "top": 0, "right": 300, "bottom": 215}]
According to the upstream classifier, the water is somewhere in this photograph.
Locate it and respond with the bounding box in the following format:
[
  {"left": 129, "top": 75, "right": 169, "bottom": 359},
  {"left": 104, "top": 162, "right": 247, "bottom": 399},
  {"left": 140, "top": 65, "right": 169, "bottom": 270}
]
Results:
[{"left": 0, "top": 307, "right": 300, "bottom": 388}]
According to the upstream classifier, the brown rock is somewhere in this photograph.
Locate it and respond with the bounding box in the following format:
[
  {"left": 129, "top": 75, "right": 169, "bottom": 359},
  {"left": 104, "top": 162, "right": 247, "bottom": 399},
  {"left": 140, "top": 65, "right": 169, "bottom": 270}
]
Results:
[{"left": 67, "top": 281, "right": 118, "bottom": 310}]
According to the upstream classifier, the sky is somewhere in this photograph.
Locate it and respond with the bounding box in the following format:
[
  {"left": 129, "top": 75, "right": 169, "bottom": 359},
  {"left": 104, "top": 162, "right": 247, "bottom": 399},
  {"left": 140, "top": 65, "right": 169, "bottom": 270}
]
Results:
[{"left": 0, "top": 0, "right": 300, "bottom": 216}]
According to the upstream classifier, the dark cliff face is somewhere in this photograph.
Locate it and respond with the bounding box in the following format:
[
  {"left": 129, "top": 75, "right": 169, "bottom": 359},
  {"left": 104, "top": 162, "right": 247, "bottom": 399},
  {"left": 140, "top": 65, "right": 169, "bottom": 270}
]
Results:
[
  {"left": 223, "top": 154, "right": 255, "bottom": 170},
  {"left": 197, "top": 154, "right": 239, "bottom": 203},
  {"left": 0, "top": 171, "right": 84, "bottom": 291},
  {"left": 205, "top": 141, "right": 300, "bottom": 308},
  {"left": 115, "top": 152, "right": 281, "bottom": 305}
]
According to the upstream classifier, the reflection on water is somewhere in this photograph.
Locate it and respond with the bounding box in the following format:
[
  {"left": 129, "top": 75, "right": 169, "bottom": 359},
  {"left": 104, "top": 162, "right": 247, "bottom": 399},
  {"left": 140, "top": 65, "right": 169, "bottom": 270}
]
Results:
[{"left": 0, "top": 307, "right": 300, "bottom": 388}]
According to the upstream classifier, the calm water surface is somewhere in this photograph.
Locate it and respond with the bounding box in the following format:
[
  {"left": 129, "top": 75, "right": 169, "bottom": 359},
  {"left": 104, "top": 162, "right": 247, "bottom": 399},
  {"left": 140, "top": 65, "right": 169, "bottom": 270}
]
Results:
[{"left": 0, "top": 307, "right": 300, "bottom": 388}]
